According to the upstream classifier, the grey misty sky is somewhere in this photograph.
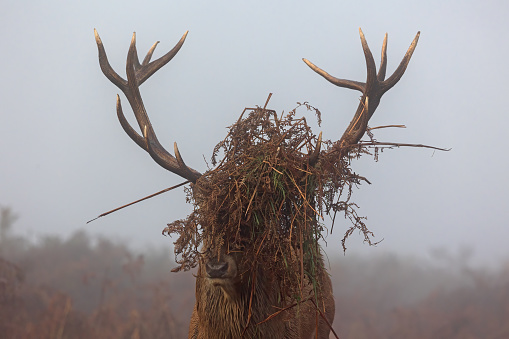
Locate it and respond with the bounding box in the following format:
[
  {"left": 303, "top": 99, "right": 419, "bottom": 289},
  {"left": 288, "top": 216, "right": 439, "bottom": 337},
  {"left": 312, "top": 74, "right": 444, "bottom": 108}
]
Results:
[{"left": 1, "top": 0, "right": 508, "bottom": 266}]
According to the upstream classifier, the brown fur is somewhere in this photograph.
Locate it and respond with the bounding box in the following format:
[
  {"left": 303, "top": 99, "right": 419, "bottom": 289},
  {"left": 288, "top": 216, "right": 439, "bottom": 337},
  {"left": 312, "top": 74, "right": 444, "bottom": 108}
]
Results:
[{"left": 188, "top": 248, "right": 335, "bottom": 338}]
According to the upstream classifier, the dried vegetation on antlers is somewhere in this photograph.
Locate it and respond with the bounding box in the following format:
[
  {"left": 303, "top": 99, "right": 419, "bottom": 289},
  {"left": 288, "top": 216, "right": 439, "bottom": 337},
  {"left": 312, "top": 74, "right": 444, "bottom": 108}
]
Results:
[{"left": 164, "top": 96, "right": 379, "bottom": 297}]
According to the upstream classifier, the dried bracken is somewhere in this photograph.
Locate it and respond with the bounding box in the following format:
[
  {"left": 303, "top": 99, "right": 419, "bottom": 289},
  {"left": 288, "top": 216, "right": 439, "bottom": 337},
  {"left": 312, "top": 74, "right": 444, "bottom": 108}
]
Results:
[{"left": 164, "top": 99, "right": 377, "bottom": 298}]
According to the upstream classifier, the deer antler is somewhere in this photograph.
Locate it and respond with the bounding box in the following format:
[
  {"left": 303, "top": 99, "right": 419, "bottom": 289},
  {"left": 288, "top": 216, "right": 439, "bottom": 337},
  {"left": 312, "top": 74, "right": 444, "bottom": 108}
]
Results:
[
  {"left": 303, "top": 28, "right": 420, "bottom": 149},
  {"left": 95, "top": 29, "right": 202, "bottom": 183}
]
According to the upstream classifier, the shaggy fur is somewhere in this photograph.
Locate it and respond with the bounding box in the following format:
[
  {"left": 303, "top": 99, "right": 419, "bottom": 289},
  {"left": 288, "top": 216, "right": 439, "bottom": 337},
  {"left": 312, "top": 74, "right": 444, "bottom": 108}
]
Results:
[{"left": 188, "top": 250, "right": 334, "bottom": 339}]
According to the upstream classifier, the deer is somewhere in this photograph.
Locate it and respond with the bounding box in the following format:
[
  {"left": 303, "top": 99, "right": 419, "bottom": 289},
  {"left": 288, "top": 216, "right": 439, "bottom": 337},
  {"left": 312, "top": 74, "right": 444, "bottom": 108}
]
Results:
[{"left": 94, "top": 28, "right": 419, "bottom": 338}]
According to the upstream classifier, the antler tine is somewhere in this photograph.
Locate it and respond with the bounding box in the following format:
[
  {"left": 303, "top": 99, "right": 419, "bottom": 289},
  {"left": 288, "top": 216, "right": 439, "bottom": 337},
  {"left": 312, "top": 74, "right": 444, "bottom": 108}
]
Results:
[
  {"left": 142, "top": 41, "right": 160, "bottom": 66},
  {"left": 124, "top": 32, "right": 151, "bottom": 134},
  {"left": 302, "top": 58, "right": 365, "bottom": 93},
  {"left": 95, "top": 29, "right": 201, "bottom": 183},
  {"left": 378, "top": 33, "right": 388, "bottom": 81},
  {"left": 174, "top": 142, "right": 191, "bottom": 170},
  {"left": 380, "top": 31, "right": 420, "bottom": 93},
  {"left": 94, "top": 29, "right": 126, "bottom": 90},
  {"left": 303, "top": 28, "right": 420, "bottom": 148},
  {"left": 130, "top": 33, "right": 142, "bottom": 71},
  {"left": 359, "top": 28, "right": 378, "bottom": 92},
  {"left": 116, "top": 94, "right": 145, "bottom": 149},
  {"left": 136, "top": 31, "right": 188, "bottom": 86}
]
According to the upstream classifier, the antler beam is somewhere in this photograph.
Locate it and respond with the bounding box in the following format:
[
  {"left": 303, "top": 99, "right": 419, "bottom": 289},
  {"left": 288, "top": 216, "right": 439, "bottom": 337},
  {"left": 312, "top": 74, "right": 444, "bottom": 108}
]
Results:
[
  {"left": 303, "top": 28, "right": 420, "bottom": 148},
  {"left": 95, "top": 29, "right": 202, "bottom": 182}
]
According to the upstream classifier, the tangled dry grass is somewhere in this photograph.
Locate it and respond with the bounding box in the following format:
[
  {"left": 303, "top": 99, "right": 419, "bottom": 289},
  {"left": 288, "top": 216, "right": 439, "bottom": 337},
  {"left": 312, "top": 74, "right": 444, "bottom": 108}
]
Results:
[{"left": 164, "top": 98, "right": 379, "bottom": 299}]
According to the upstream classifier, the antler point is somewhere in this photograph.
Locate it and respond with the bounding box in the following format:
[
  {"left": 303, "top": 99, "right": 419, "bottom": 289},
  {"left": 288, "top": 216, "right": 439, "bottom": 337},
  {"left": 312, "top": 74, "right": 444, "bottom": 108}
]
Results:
[
  {"left": 94, "top": 29, "right": 101, "bottom": 43},
  {"left": 302, "top": 58, "right": 314, "bottom": 68}
]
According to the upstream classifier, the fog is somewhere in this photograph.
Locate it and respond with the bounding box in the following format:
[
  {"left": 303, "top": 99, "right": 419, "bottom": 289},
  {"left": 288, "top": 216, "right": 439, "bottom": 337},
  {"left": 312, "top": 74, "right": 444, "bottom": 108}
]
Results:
[
  {"left": 2, "top": 226, "right": 508, "bottom": 337},
  {"left": 1, "top": 1, "right": 508, "bottom": 267}
]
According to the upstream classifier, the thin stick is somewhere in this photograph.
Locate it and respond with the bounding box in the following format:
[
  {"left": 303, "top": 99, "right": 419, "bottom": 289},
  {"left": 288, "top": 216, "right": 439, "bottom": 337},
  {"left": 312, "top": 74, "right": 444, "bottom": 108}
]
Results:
[
  {"left": 367, "top": 124, "right": 406, "bottom": 130},
  {"left": 276, "top": 117, "right": 306, "bottom": 146},
  {"left": 87, "top": 180, "right": 190, "bottom": 223},
  {"left": 263, "top": 93, "right": 273, "bottom": 111},
  {"left": 256, "top": 296, "right": 314, "bottom": 325},
  {"left": 310, "top": 299, "right": 339, "bottom": 339},
  {"left": 357, "top": 141, "right": 450, "bottom": 152}
]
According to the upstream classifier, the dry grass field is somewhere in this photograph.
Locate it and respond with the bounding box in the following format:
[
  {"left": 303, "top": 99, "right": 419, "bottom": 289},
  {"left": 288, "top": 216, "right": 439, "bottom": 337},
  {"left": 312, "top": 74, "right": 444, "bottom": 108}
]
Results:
[{"left": 1, "top": 225, "right": 508, "bottom": 338}]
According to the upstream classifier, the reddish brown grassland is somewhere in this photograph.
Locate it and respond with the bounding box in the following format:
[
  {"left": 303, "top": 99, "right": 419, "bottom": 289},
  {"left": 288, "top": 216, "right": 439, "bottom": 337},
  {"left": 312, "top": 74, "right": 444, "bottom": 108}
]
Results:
[{"left": 1, "top": 211, "right": 508, "bottom": 339}]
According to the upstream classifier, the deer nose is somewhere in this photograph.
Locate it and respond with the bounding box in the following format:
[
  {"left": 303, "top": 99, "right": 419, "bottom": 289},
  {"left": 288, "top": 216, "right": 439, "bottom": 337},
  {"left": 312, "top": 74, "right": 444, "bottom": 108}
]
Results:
[{"left": 206, "top": 260, "right": 229, "bottom": 278}]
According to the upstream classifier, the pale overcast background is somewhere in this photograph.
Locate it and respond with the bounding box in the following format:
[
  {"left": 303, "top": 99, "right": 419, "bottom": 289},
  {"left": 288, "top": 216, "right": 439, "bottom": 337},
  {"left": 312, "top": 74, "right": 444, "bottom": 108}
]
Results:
[{"left": 1, "top": 1, "right": 508, "bottom": 267}]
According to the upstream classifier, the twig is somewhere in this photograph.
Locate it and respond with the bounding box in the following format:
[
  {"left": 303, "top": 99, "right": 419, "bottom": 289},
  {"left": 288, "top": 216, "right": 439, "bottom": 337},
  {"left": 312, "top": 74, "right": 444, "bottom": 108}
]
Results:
[
  {"left": 275, "top": 116, "right": 306, "bottom": 147},
  {"left": 87, "top": 181, "right": 190, "bottom": 223},
  {"left": 357, "top": 141, "right": 450, "bottom": 152},
  {"left": 367, "top": 124, "right": 406, "bottom": 130},
  {"left": 263, "top": 93, "right": 272, "bottom": 111},
  {"left": 310, "top": 298, "right": 339, "bottom": 339},
  {"left": 256, "top": 296, "right": 314, "bottom": 325}
]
